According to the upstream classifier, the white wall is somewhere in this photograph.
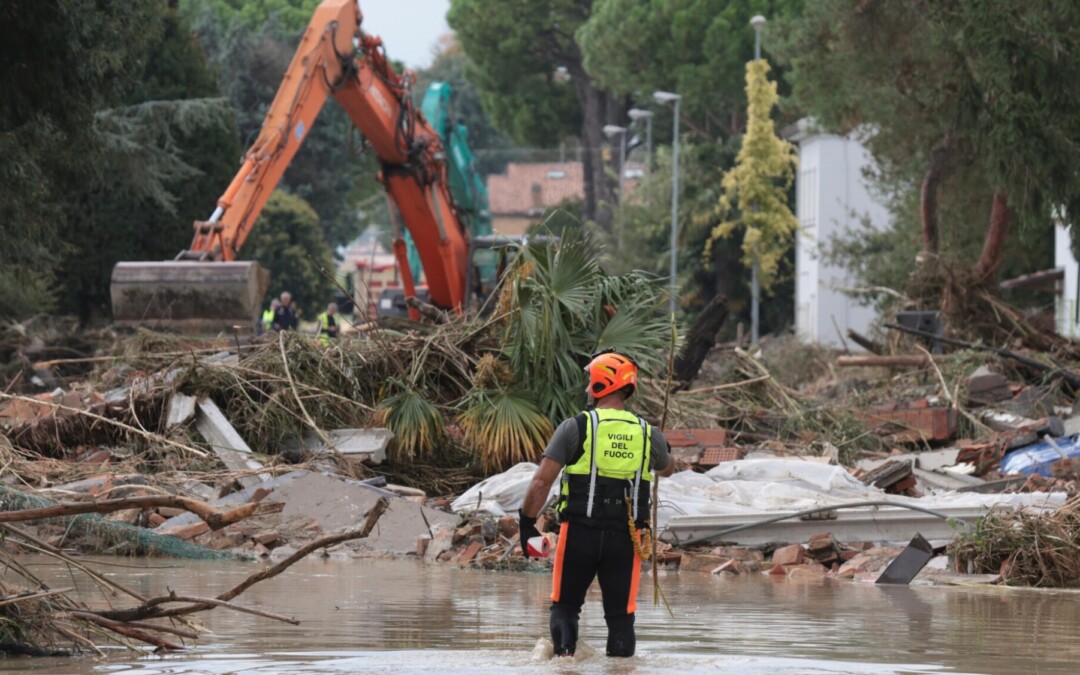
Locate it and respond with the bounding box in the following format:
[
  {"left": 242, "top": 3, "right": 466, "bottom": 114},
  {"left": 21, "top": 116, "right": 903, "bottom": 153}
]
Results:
[
  {"left": 1055, "top": 224, "right": 1079, "bottom": 338},
  {"left": 792, "top": 122, "right": 890, "bottom": 348}
]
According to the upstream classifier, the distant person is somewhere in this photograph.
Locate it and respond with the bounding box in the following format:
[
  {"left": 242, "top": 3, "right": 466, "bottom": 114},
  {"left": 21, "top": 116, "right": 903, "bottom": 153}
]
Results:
[
  {"left": 273, "top": 291, "right": 298, "bottom": 331},
  {"left": 316, "top": 302, "right": 340, "bottom": 344},
  {"left": 260, "top": 298, "right": 281, "bottom": 335}
]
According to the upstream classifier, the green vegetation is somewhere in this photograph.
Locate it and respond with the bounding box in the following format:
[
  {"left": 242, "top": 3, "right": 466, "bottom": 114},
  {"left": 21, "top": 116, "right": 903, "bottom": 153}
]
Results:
[
  {"left": 706, "top": 59, "right": 798, "bottom": 294},
  {"left": 775, "top": 0, "right": 1080, "bottom": 295},
  {"left": 242, "top": 191, "right": 335, "bottom": 319}
]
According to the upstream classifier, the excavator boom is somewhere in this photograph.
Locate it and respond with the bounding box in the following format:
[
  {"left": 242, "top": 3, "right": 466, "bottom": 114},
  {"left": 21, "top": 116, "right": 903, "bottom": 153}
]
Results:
[{"left": 111, "top": 0, "right": 469, "bottom": 330}]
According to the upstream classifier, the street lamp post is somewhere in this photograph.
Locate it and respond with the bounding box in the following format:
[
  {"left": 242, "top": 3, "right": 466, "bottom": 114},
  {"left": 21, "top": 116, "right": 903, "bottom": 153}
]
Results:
[
  {"left": 749, "top": 14, "right": 766, "bottom": 344},
  {"left": 628, "top": 108, "right": 654, "bottom": 170},
  {"left": 602, "top": 124, "right": 628, "bottom": 203},
  {"left": 654, "top": 91, "right": 681, "bottom": 316}
]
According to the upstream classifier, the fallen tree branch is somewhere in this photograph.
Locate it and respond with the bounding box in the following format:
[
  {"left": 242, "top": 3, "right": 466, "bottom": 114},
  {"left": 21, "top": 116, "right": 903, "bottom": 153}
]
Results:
[
  {"left": 884, "top": 323, "right": 1080, "bottom": 390},
  {"left": 69, "top": 612, "right": 200, "bottom": 640},
  {"left": 218, "top": 496, "right": 390, "bottom": 602},
  {"left": 0, "top": 588, "right": 73, "bottom": 608},
  {"left": 0, "top": 495, "right": 283, "bottom": 531},
  {"left": 91, "top": 593, "right": 300, "bottom": 625},
  {"left": 846, "top": 329, "right": 883, "bottom": 355},
  {"left": 836, "top": 354, "right": 947, "bottom": 368},
  {"left": 0, "top": 392, "right": 208, "bottom": 458},
  {"left": 72, "top": 613, "right": 183, "bottom": 652},
  {"left": 89, "top": 497, "right": 390, "bottom": 625},
  {"left": 278, "top": 332, "right": 354, "bottom": 477},
  {"left": 677, "top": 374, "right": 770, "bottom": 395}
]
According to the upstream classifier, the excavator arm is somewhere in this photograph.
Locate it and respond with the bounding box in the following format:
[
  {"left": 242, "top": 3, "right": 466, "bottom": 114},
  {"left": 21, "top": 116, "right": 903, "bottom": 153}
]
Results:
[{"left": 111, "top": 0, "right": 469, "bottom": 328}]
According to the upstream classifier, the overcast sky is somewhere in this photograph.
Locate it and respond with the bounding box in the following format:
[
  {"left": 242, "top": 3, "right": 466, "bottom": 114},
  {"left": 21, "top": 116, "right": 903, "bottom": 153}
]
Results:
[{"left": 360, "top": 0, "right": 452, "bottom": 69}]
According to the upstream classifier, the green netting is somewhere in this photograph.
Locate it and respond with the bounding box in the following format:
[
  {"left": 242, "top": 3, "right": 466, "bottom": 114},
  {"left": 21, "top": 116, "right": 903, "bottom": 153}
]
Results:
[{"left": 0, "top": 485, "right": 249, "bottom": 561}]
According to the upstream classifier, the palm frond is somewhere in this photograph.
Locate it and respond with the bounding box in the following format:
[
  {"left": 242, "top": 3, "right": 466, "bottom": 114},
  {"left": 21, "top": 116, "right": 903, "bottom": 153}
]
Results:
[
  {"left": 374, "top": 384, "right": 444, "bottom": 463},
  {"left": 458, "top": 387, "right": 553, "bottom": 473}
]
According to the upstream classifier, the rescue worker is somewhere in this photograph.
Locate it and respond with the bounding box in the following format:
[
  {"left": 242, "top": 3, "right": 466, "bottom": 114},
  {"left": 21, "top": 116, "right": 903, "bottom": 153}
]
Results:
[
  {"left": 316, "top": 302, "right": 340, "bottom": 344},
  {"left": 260, "top": 299, "right": 280, "bottom": 335},
  {"left": 272, "top": 292, "right": 298, "bottom": 331},
  {"left": 519, "top": 350, "right": 673, "bottom": 658}
]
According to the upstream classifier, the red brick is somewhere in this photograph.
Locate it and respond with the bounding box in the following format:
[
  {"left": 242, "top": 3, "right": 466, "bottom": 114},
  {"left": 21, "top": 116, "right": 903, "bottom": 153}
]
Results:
[
  {"left": 698, "top": 447, "right": 742, "bottom": 467},
  {"left": 458, "top": 540, "right": 483, "bottom": 565},
  {"left": 771, "top": 544, "right": 806, "bottom": 566},
  {"left": 664, "top": 431, "right": 699, "bottom": 447},
  {"left": 691, "top": 429, "right": 729, "bottom": 446}
]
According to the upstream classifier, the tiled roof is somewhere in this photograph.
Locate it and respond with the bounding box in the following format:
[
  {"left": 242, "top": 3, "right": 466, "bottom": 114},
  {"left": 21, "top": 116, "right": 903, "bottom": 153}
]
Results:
[{"left": 487, "top": 162, "right": 585, "bottom": 216}]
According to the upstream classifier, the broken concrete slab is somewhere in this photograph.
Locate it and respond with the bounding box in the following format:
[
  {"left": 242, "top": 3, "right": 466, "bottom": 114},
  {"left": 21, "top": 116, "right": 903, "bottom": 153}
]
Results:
[
  {"left": 165, "top": 393, "right": 197, "bottom": 429},
  {"left": 300, "top": 428, "right": 392, "bottom": 464},
  {"left": 194, "top": 397, "right": 268, "bottom": 488}
]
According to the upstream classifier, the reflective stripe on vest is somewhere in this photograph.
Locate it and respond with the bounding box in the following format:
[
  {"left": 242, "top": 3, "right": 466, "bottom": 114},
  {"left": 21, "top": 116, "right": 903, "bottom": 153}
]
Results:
[{"left": 562, "top": 408, "right": 652, "bottom": 521}]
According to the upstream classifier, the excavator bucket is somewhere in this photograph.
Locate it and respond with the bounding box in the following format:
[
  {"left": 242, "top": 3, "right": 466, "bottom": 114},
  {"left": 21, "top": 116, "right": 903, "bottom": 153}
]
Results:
[{"left": 110, "top": 261, "right": 270, "bottom": 333}]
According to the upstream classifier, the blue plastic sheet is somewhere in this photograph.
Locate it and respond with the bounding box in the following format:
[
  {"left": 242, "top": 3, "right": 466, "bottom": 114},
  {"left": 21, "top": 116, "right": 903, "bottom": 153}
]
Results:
[{"left": 1000, "top": 436, "right": 1080, "bottom": 477}]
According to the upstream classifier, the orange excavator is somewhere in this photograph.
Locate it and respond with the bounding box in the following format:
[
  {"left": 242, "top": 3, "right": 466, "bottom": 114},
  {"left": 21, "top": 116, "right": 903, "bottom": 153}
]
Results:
[{"left": 110, "top": 0, "right": 471, "bottom": 330}]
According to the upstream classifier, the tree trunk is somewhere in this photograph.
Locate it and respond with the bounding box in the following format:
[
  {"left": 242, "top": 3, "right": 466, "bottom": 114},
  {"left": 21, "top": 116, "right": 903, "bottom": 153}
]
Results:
[
  {"left": 919, "top": 138, "right": 951, "bottom": 254},
  {"left": 568, "top": 60, "right": 615, "bottom": 233},
  {"left": 673, "top": 295, "right": 729, "bottom": 387},
  {"left": 972, "top": 188, "right": 1013, "bottom": 285}
]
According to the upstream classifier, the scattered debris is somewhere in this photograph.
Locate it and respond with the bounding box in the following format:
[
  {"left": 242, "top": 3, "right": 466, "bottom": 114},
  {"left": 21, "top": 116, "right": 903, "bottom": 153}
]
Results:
[{"left": 876, "top": 533, "right": 935, "bottom": 584}]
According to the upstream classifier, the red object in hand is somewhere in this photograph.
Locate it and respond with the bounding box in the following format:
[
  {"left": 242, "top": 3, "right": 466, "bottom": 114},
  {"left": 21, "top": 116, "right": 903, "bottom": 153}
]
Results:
[{"left": 526, "top": 535, "right": 550, "bottom": 558}]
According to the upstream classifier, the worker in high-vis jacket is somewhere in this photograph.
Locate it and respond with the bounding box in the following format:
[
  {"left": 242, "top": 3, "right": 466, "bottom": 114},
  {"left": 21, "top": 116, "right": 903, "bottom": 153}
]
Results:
[
  {"left": 316, "top": 302, "right": 340, "bottom": 344},
  {"left": 519, "top": 350, "right": 673, "bottom": 658},
  {"left": 260, "top": 298, "right": 280, "bottom": 335}
]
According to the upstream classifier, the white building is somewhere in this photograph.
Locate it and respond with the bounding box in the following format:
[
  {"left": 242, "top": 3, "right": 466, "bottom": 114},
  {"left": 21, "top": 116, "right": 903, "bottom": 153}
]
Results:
[
  {"left": 1054, "top": 224, "right": 1080, "bottom": 338},
  {"left": 789, "top": 119, "right": 891, "bottom": 348}
]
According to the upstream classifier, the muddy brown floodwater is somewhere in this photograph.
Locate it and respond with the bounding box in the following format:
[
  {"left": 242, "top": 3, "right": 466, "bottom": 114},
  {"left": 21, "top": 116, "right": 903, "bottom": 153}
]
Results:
[{"left": 5, "top": 555, "right": 1080, "bottom": 673}]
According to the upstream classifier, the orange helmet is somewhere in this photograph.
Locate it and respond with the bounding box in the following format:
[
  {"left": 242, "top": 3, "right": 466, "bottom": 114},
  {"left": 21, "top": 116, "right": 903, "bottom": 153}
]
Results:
[{"left": 585, "top": 350, "right": 638, "bottom": 400}]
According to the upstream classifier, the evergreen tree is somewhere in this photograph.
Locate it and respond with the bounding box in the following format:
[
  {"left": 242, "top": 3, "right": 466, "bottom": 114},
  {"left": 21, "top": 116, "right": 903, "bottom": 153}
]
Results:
[
  {"left": 242, "top": 191, "right": 335, "bottom": 316},
  {"left": 0, "top": 0, "right": 162, "bottom": 318}
]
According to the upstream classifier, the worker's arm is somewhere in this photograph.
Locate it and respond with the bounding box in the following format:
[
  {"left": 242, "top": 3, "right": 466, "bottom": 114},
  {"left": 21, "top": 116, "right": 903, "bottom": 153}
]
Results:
[
  {"left": 656, "top": 456, "right": 675, "bottom": 478},
  {"left": 521, "top": 457, "right": 563, "bottom": 519},
  {"left": 652, "top": 427, "right": 675, "bottom": 477}
]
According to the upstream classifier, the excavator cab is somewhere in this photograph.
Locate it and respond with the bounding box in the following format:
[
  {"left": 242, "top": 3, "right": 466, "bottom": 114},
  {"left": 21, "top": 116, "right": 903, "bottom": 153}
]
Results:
[{"left": 465, "top": 234, "right": 558, "bottom": 313}]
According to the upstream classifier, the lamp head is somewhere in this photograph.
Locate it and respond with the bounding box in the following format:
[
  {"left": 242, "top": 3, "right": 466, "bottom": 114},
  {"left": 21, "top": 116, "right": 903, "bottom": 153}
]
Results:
[
  {"left": 750, "top": 15, "right": 766, "bottom": 31},
  {"left": 652, "top": 91, "right": 681, "bottom": 105},
  {"left": 602, "top": 124, "right": 627, "bottom": 138},
  {"left": 628, "top": 108, "right": 654, "bottom": 121}
]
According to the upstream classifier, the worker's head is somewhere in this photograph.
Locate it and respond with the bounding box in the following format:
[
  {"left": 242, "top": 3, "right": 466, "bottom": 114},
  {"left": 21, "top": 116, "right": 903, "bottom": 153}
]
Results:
[
  {"left": 326, "top": 302, "right": 337, "bottom": 315},
  {"left": 280, "top": 291, "right": 292, "bottom": 306},
  {"left": 270, "top": 298, "right": 281, "bottom": 310},
  {"left": 584, "top": 350, "right": 637, "bottom": 404}
]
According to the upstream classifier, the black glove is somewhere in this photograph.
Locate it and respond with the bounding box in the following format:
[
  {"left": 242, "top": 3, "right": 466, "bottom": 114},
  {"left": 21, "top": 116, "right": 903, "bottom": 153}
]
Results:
[{"left": 519, "top": 510, "right": 540, "bottom": 557}]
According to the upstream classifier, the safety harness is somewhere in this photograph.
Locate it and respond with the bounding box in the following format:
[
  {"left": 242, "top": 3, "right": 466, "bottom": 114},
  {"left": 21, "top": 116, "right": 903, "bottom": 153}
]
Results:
[{"left": 559, "top": 409, "right": 653, "bottom": 557}]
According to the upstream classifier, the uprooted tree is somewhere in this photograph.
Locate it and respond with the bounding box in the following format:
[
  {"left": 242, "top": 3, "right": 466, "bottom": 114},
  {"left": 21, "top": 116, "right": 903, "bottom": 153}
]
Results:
[{"left": 778, "top": 0, "right": 1080, "bottom": 345}]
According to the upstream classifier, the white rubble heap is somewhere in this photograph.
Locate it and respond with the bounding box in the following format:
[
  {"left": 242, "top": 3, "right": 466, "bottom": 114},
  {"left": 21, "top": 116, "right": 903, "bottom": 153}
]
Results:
[{"left": 452, "top": 459, "right": 1066, "bottom": 547}]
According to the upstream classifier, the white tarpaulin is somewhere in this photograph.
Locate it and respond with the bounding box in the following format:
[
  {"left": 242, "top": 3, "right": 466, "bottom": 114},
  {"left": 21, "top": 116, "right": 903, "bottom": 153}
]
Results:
[
  {"left": 453, "top": 459, "right": 1066, "bottom": 534},
  {"left": 451, "top": 463, "right": 558, "bottom": 517}
]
